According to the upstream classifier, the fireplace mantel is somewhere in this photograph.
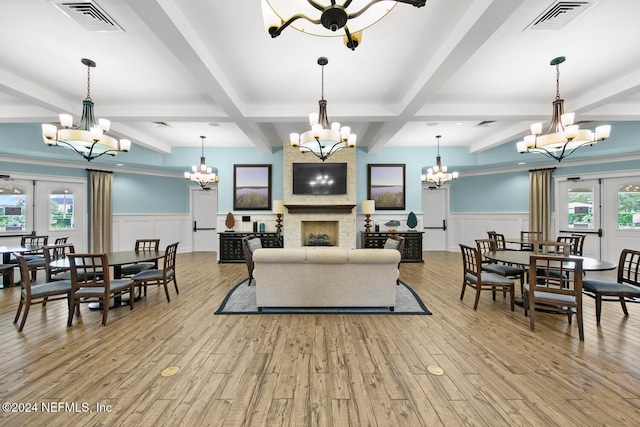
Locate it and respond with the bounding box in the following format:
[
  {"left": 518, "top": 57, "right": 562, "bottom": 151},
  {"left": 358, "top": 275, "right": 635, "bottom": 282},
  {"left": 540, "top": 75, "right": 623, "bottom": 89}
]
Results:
[{"left": 285, "top": 204, "right": 356, "bottom": 214}]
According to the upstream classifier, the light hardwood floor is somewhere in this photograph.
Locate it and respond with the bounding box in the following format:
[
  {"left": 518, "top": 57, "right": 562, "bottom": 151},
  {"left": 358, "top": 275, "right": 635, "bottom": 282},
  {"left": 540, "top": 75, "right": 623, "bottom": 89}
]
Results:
[{"left": 1, "top": 251, "right": 639, "bottom": 426}]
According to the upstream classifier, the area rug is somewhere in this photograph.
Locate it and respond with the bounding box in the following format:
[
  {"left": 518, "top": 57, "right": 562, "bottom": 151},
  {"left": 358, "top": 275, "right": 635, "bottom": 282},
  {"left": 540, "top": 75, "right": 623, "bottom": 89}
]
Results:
[{"left": 215, "top": 279, "right": 432, "bottom": 315}]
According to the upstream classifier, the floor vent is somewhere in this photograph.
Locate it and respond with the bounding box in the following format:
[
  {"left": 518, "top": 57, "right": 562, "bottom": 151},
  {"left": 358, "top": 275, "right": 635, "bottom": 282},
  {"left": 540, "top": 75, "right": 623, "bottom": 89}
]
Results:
[
  {"left": 50, "top": 1, "right": 123, "bottom": 32},
  {"left": 525, "top": 1, "right": 596, "bottom": 31}
]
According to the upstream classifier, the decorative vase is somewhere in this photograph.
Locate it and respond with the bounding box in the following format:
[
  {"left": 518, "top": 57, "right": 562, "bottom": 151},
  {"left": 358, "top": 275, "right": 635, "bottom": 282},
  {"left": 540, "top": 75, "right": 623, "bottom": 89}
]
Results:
[{"left": 225, "top": 212, "right": 235, "bottom": 231}]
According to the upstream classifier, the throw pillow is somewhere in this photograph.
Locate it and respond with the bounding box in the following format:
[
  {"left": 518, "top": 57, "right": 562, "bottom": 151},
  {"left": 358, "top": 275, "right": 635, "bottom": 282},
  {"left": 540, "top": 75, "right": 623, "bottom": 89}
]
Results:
[
  {"left": 384, "top": 238, "right": 399, "bottom": 250},
  {"left": 247, "top": 238, "right": 262, "bottom": 253}
]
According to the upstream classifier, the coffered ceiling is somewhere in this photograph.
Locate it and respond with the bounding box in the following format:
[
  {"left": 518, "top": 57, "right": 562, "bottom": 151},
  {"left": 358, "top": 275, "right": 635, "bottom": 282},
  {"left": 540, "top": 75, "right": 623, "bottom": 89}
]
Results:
[{"left": 1, "top": 0, "right": 639, "bottom": 170}]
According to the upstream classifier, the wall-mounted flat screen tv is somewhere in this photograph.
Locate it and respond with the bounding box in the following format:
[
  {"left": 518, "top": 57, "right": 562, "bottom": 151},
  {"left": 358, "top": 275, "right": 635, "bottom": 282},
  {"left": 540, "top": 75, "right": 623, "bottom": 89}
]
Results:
[{"left": 292, "top": 163, "right": 347, "bottom": 195}]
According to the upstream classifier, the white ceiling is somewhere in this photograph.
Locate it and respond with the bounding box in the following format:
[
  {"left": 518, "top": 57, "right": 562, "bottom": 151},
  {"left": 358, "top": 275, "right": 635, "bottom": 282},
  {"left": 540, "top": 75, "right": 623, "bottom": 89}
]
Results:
[{"left": 1, "top": 0, "right": 639, "bottom": 166}]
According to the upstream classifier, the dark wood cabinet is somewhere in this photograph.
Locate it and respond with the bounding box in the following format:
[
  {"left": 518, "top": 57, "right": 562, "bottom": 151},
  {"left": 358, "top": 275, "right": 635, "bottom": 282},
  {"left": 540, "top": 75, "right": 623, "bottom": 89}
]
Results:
[
  {"left": 218, "top": 232, "right": 283, "bottom": 263},
  {"left": 360, "top": 231, "right": 424, "bottom": 263}
]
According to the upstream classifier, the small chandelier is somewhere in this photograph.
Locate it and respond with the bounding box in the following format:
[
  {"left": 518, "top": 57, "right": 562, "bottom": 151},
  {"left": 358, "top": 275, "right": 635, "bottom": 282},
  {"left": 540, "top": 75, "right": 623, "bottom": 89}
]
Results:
[
  {"left": 184, "top": 136, "right": 219, "bottom": 189},
  {"left": 261, "top": 0, "right": 426, "bottom": 50},
  {"left": 41, "top": 58, "right": 131, "bottom": 162},
  {"left": 421, "top": 135, "right": 458, "bottom": 187},
  {"left": 289, "top": 57, "right": 356, "bottom": 162},
  {"left": 516, "top": 56, "right": 611, "bottom": 162}
]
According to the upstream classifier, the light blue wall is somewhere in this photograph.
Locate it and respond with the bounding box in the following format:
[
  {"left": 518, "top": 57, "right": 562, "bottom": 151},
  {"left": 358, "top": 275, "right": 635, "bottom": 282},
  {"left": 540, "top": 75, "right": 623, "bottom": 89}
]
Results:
[
  {"left": 113, "top": 173, "right": 189, "bottom": 214},
  {"left": 451, "top": 171, "right": 530, "bottom": 213}
]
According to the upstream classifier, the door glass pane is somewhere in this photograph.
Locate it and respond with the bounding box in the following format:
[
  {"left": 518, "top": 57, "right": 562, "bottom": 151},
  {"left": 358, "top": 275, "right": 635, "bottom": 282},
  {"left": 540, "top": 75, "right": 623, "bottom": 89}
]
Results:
[
  {"left": 567, "top": 186, "right": 594, "bottom": 230},
  {"left": 617, "top": 183, "right": 640, "bottom": 230},
  {"left": 0, "top": 184, "right": 27, "bottom": 232},
  {"left": 49, "top": 188, "right": 75, "bottom": 230}
]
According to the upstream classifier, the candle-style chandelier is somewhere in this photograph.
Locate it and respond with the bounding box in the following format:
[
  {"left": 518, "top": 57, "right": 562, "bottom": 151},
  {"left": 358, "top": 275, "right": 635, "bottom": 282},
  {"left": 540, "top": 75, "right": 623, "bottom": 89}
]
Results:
[
  {"left": 184, "top": 136, "right": 219, "bottom": 189},
  {"left": 421, "top": 135, "right": 458, "bottom": 187},
  {"left": 41, "top": 58, "right": 131, "bottom": 162}
]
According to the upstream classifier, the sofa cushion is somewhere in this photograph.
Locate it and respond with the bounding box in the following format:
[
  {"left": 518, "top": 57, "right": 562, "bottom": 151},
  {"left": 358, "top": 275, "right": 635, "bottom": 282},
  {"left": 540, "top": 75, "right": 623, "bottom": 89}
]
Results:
[
  {"left": 305, "top": 248, "right": 348, "bottom": 264},
  {"left": 348, "top": 248, "right": 400, "bottom": 264},
  {"left": 253, "top": 248, "right": 307, "bottom": 263}
]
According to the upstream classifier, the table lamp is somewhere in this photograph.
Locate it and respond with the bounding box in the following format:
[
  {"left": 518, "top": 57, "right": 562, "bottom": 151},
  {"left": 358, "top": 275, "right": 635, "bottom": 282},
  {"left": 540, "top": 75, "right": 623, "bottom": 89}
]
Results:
[
  {"left": 273, "top": 200, "right": 284, "bottom": 232},
  {"left": 362, "top": 200, "right": 375, "bottom": 232}
]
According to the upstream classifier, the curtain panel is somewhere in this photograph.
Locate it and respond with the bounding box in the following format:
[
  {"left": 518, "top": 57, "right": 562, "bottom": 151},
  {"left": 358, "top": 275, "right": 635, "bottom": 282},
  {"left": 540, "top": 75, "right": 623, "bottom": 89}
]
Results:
[
  {"left": 89, "top": 170, "right": 113, "bottom": 253},
  {"left": 529, "top": 169, "right": 553, "bottom": 240}
]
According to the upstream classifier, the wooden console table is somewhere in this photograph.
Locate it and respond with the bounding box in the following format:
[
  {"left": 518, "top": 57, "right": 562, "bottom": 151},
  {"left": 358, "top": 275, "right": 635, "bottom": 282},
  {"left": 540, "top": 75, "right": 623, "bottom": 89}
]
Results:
[
  {"left": 218, "top": 232, "right": 283, "bottom": 263},
  {"left": 360, "top": 231, "right": 424, "bottom": 263}
]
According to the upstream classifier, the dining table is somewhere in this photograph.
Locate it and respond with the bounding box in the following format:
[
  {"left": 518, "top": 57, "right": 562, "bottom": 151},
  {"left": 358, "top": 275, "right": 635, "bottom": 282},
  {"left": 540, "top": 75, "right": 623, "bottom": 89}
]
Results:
[
  {"left": 484, "top": 250, "right": 616, "bottom": 307},
  {"left": 485, "top": 250, "right": 617, "bottom": 272},
  {"left": 0, "top": 244, "right": 44, "bottom": 287},
  {"left": 50, "top": 249, "right": 165, "bottom": 308}
]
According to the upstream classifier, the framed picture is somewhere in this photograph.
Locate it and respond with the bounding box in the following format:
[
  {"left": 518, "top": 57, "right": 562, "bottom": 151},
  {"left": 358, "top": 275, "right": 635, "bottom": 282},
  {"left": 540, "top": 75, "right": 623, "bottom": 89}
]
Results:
[
  {"left": 233, "top": 164, "right": 272, "bottom": 210},
  {"left": 367, "top": 164, "right": 406, "bottom": 210}
]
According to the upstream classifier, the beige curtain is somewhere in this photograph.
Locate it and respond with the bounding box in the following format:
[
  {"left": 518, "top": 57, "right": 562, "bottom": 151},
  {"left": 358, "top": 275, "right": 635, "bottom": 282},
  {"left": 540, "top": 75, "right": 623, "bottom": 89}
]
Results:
[
  {"left": 90, "top": 170, "right": 113, "bottom": 253},
  {"left": 529, "top": 168, "right": 553, "bottom": 240}
]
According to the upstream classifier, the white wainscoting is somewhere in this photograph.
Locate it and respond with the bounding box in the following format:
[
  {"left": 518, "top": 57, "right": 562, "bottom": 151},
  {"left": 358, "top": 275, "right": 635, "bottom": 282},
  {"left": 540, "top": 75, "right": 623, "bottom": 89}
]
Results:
[
  {"left": 448, "top": 212, "right": 555, "bottom": 252},
  {"left": 113, "top": 214, "right": 192, "bottom": 252}
]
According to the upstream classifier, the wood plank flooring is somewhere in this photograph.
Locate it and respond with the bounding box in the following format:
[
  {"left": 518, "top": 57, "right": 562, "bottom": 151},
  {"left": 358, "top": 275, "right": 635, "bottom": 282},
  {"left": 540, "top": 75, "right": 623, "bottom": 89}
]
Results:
[{"left": 0, "top": 251, "right": 639, "bottom": 426}]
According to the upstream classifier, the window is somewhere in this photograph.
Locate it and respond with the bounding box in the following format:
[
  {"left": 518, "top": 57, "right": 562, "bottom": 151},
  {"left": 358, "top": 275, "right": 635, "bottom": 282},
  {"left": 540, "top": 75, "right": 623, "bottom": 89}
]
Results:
[
  {"left": 617, "top": 183, "right": 640, "bottom": 230},
  {"left": 49, "top": 188, "right": 75, "bottom": 230},
  {"left": 567, "top": 186, "right": 594, "bottom": 230},
  {"left": 0, "top": 184, "right": 27, "bottom": 232}
]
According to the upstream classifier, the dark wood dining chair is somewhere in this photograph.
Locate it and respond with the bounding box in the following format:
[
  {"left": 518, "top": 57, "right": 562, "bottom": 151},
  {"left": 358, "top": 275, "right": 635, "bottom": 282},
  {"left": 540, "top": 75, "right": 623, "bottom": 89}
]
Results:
[
  {"left": 520, "top": 231, "right": 542, "bottom": 251},
  {"left": 67, "top": 253, "right": 135, "bottom": 327},
  {"left": 582, "top": 249, "right": 640, "bottom": 323},
  {"left": 242, "top": 236, "right": 262, "bottom": 285},
  {"left": 120, "top": 239, "right": 161, "bottom": 277},
  {"left": 524, "top": 254, "right": 584, "bottom": 341},
  {"left": 556, "top": 235, "right": 582, "bottom": 255},
  {"left": 459, "top": 244, "right": 515, "bottom": 311},
  {"left": 20, "top": 235, "right": 49, "bottom": 280},
  {"left": 384, "top": 235, "right": 404, "bottom": 285},
  {"left": 43, "top": 243, "right": 76, "bottom": 283},
  {"left": 132, "top": 242, "right": 179, "bottom": 302},
  {"left": 13, "top": 254, "right": 71, "bottom": 332},
  {"left": 476, "top": 239, "right": 526, "bottom": 294},
  {"left": 571, "top": 233, "right": 586, "bottom": 256}
]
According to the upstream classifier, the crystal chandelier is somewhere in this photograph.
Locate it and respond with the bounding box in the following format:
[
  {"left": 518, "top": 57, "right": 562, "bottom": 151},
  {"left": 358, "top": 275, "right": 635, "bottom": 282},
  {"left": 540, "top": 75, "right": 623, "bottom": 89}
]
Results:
[
  {"left": 184, "top": 136, "right": 219, "bottom": 189},
  {"left": 41, "top": 58, "right": 131, "bottom": 162},
  {"left": 289, "top": 57, "right": 356, "bottom": 162},
  {"left": 516, "top": 56, "right": 611, "bottom": 162},
  {"left": 261, "top": 0, "right": 426, "bottom": 50},
  {"left": 421, "top": 135, "right": 458, "bottom": 187}
]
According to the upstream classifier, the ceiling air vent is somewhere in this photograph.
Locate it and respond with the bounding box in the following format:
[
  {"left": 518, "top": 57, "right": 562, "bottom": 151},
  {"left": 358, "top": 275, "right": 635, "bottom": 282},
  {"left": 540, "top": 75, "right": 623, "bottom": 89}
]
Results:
[
  {"left": 50, "top": 1, "right": 123, "bottom": 32},
  {"left": 476, "top": 120, "right": 496, "bottom": 127},
  {"left": 525, "top": 1, "right": 597, "bottom": 31}
]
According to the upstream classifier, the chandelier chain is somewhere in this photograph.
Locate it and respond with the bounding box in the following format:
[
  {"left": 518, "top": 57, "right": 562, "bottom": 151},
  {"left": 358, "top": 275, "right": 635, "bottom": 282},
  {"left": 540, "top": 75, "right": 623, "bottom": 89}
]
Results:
[
  {"left": 86, "top": 65, "right": 92, "bottom": 101},
  {"left": 321, "top": 62, "right": 325, "bottom": 100},
  {"left": 555, "top": 62, "right": 561, "bottom": 101}
]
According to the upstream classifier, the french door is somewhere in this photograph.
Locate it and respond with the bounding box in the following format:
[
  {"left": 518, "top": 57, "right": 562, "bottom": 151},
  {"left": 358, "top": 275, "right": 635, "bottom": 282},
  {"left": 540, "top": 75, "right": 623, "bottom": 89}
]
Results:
[
  {"left": 556, "top": 179, "right": 602, "bottom": 259},
  {"left": 602, "top": 176, "right": 640, "bottom": 261},
  {"left": 35, "top": 180, "right": 87, "bottom": 252}
]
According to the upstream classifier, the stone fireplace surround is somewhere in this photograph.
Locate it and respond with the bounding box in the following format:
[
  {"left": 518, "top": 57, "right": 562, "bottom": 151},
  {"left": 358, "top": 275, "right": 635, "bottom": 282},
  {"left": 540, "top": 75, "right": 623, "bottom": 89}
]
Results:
[{"left": 282, "top": 143, "right": 357, "bottom": 250}]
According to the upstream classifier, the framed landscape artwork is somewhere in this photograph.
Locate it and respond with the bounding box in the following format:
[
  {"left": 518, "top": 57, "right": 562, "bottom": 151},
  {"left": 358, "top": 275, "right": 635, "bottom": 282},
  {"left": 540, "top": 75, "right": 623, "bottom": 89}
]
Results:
[
  {"left": 233, "top": 164, "right": 272, "bottom": 210},
  {"left": 367, "top": 164, "right": 406, "bottom": 210}
]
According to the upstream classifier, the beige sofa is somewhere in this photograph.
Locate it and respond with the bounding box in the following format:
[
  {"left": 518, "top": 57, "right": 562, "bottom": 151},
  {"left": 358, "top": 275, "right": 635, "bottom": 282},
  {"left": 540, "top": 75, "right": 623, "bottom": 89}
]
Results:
[{"left": 252, "top": 247, "right": 401, "bottom": 311}]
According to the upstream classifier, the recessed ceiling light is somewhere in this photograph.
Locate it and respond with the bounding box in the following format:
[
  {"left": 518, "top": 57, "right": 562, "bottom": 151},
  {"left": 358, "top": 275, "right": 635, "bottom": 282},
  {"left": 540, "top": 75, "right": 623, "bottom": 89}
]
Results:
[
  {"left": 425, "top": 122, "right": 438, "bottom": 127},
  {"left": 518, "top": 162, "right": 526, "bottom": 165},
  {"left": 455, "top": 122, "right": 464, "bottom": 126},
  {"left": 116, "top": 163, "right": 124, "bottom": 167},
  {"left": 208, "top": 122, "right": 220, "bottom": 127}
]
